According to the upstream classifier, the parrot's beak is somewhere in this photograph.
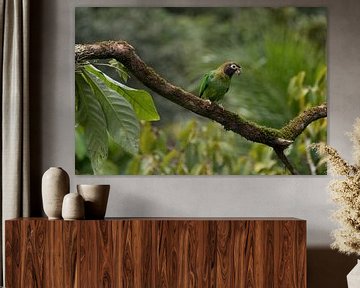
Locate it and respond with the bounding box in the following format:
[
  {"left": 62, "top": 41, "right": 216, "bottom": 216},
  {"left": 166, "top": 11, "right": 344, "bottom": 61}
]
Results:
[{"left": 235, "top": 67, "right": 242, "bottom": 75}]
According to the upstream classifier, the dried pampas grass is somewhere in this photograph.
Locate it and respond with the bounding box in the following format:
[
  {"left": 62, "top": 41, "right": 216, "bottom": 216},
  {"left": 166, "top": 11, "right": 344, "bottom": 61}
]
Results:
[{"left": 314, "top": 118, "right": 360, "bottom": 256}]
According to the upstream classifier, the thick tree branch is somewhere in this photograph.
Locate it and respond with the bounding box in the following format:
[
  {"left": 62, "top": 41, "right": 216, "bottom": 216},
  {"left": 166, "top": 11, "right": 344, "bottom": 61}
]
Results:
[
  {"left": 280, "top": 103, "right": 327, "bottom": 140},
  {"left": 75, "top": 40, "right": 327, "bottom": 174}
]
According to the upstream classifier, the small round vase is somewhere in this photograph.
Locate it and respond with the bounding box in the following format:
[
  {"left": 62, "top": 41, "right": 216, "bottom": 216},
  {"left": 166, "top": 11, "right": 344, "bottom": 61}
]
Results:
[
  {"left": 42, "top": 167, "right": 70, "bottom": 219},
  {"left": 62, "top": 192, "right": 85, "bottom": 220},
  {"left": 77, "top": 184, "right": 110, "bottom": 219}
]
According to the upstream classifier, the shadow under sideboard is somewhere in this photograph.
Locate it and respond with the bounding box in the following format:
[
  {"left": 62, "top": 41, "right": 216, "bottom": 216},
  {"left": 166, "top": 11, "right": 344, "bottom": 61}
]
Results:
[{"left": 307, "top": 248, "right": 357, "bottom": 288}]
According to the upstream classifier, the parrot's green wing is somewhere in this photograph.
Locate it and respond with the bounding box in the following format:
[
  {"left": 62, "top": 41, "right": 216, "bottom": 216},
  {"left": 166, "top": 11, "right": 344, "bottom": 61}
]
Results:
[{"left": 199, "top": 72, "right": 212, "bottom": 97}]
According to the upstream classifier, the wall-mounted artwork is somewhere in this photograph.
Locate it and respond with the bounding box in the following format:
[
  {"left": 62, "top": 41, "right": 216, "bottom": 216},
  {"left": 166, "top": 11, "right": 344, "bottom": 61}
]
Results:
[{"left": 75, "top": 7, "right": 327, "bottom": 175}]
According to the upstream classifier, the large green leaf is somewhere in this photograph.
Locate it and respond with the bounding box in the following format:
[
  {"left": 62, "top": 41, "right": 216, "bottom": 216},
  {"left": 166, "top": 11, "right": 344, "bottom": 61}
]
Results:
[
  {"left": 108, "top": 58, "right": 130, "bottom": 82},
  {"left": 85, "top": 64, "right": 160, "bottom": 121},
  {"left": 82, "top": 69, "right": 140, "bottom": 155},
  {"left": 75, "top": 125, "right": 88, "bottom": 161},
  {"left": 75, "top": 73, "right": 108, "bottom": 172}
]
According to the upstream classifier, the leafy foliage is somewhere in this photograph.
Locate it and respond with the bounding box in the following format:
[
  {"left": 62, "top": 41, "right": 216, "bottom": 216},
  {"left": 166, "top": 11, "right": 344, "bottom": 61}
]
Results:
[
  {"left": 76, "top": 73, "right": 108, "bottom": 171},
  {"left": 285, "top": 66, "right": 327, "bottom": 174},
  {"left": 75, "top": 61, "right": 159, "bottom": 174}
]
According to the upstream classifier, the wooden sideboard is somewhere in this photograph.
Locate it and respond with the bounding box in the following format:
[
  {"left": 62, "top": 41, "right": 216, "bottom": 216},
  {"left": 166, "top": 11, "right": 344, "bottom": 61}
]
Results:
[{"left": 5, "top": 218, "right": 306, "bottom": 287}]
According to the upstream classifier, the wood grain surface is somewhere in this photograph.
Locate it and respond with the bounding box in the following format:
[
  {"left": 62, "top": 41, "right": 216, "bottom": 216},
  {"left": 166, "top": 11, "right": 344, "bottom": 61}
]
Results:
[{"left": 5, "top": 218, "right": 306, "bottom": 287}]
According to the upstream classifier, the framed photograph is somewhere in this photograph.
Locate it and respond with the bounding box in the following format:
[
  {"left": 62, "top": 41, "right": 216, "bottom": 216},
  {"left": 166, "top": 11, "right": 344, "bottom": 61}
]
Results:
[{"left": 75, "top": 7, "right": 327, "bottom": 175}]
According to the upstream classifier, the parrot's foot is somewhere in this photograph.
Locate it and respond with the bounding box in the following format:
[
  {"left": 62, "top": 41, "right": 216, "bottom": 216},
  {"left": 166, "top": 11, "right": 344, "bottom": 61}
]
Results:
[{"left": 204, "top": 99, "right": 212, "bottom": 105}]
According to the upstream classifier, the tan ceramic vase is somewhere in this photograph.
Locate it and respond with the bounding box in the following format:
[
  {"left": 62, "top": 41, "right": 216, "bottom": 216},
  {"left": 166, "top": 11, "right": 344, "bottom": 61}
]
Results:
[
  {"left": 77, "top": 184, "right": 110, "bottom": 219},
  {"left": 62, "top": 192, "right": 85, "bottom": 220},
  {"left": 42, "top": 167, "right": 70, "bottom": 219}
]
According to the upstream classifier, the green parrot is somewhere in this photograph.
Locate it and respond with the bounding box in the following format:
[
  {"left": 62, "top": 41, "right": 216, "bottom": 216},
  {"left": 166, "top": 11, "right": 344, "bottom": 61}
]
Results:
[{"left": 199, "top": 62, "right": 242, "bottom": 102}]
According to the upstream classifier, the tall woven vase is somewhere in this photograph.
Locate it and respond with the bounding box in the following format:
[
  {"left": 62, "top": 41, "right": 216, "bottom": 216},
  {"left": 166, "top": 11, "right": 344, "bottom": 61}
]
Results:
[{"left": 42, "top": 167, "right": 70, "bottom": 219}]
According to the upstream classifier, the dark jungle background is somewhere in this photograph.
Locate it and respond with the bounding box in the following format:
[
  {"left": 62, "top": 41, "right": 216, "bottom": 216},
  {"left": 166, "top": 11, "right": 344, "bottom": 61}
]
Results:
[{"left": 75, "top": 7, "right": 327, "bottom": 175}]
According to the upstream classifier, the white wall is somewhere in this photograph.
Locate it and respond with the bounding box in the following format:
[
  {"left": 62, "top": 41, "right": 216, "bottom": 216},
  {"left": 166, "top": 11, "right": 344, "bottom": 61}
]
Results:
[{"left": 34, "top": 0, "right": 360, "bottom": 247}]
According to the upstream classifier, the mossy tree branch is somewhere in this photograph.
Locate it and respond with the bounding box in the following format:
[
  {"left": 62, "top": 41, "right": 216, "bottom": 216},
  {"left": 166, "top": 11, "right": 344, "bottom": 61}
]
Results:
[{"left": 75, "top": 40, "right": 327, "bottom": 175}]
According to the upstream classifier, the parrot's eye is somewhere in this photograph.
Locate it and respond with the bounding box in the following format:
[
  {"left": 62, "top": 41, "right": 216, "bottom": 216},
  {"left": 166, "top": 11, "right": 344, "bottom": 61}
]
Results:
[{"left": 230, "top": 64, "right": 238, "bottom": 70}]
